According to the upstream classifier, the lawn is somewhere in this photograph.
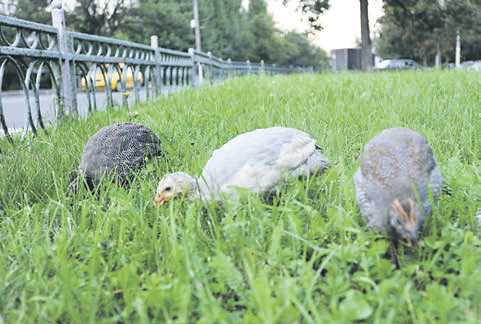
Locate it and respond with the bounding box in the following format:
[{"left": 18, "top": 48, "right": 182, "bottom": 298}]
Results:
[{"left": 0, "top": 70, "right": 480, "bottom": 323}]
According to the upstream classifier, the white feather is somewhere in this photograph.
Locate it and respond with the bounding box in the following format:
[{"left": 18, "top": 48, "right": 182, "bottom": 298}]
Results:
[{"left": 156, "top": 127, "right": 330, "bottom": 204}]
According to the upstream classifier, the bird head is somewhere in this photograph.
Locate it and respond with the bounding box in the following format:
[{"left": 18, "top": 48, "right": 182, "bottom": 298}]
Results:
[
  {"left": 154, "top": 172, "right": 197, "bottom": 207},
  {"left": 388, "top": 198, "right": 423, "bottom": 246}
]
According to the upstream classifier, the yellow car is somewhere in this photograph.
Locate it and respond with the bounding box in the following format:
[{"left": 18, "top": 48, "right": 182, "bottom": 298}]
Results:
[{"left": 81, "top": 63, "right": 144, "bottom": 91}]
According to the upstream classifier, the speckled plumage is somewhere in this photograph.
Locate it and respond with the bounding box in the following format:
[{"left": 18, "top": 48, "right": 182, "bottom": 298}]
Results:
[
  {"left": 70, "top": 122, "right": 161, "bottom": 192},
  {"left": 154, "top": 127, "right": 330, "bottom": 206},
  {"left": 353, "top": 127, "right": 443, "bottom": 243}
]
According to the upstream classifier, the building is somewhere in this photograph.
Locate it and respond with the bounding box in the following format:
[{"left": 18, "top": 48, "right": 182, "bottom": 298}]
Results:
[{"left": 330, "top": 47, "right": 376, "bottom": 71}]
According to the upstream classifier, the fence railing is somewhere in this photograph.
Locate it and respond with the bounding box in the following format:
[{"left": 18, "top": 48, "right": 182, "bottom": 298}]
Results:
[{"left": 0, "top": 3, "right": 311, "bottom": 144}]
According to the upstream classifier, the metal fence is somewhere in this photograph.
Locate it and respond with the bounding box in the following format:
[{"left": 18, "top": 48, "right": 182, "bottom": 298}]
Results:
[{"left": 0, "top": 3, "right": 308, "bottom": 144}]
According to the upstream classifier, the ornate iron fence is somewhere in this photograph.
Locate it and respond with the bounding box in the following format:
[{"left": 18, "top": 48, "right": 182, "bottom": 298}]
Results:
[{"left": 0, "top": 3, "right": 310, "bottom": 144}]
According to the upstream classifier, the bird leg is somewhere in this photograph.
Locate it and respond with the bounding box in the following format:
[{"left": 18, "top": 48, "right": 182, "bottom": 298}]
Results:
[{"left": 389, "top": 243, "right": 399, "bottom": 268}]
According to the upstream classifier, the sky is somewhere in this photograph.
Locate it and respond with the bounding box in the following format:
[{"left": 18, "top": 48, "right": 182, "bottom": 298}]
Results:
[{"left": 265, "top": 0, "right": 385, "bottom": 53}]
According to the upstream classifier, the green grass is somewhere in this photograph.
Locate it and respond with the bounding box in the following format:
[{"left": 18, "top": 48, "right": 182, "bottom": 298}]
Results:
[{"left": 0, "top": 70, "right": 480, "bottom": 323}]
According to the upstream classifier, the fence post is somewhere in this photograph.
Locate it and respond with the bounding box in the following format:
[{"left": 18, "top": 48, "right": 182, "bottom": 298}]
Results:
[
  {"left": 218, "top": 58, "right": 223, "bottom": 80},
  {"left": 189, "top": 48, "right": 203, "bottom": 87},
  {"left": 207, "top": 51, "right": 213, "bottom": 85},
  {"left": 151, "top": 35, "right": 161, "bottom": 98},
  {"left": 227, "top": 58, "right": 231, "bottom": 78},
  {"left": 188, "top": 48, "right": 196, "bottom": 87},
  {"left": 246, "top": 60, "right": 251, "bottom": 75},
  {"left": 51, "top": 0, "right": 75, "bottom": 117}
]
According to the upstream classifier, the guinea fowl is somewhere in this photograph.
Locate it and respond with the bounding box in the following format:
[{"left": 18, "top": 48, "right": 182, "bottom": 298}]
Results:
[
  {"left": 69, "top": 122, "right": 162, "bottom": 193},
  {"left": 154, "top": 126, "right": 330, "bottom": 206},
  {"left": 353, "top": 127, "right": 443, "bottom": 264}
]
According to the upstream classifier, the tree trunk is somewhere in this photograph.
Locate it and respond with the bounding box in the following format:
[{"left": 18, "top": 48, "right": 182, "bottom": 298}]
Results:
[{"left": 360, "top": 0, "right": 372, "bottom": 72}]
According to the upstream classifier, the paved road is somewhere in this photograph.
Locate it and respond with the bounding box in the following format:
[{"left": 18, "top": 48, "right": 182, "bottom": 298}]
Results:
[{"left": 1, "top": 87, "right": 151, "bottom": 134}]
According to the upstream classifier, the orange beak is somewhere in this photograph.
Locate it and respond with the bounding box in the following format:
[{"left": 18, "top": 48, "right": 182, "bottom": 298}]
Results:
[{"left": 154, "top": 193, "right": 168, "bottom": 207}]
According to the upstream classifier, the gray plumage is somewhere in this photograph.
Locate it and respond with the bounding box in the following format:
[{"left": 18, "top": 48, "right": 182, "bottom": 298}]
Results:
[
  {"left": 154, "top": 127, "right": 330, "bottom": 206},
  {"left": 0, "top": 150, "right": 3, "bottom": 214},
  {"left": 353, "top": 127, "right": 443, "bottom": 245},
  {"left": 70, "top": 122, "right": 161, "bottom": 193}
]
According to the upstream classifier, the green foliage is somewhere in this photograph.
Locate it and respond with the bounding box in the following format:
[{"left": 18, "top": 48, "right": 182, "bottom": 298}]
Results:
[
  {"left": 376, "top": 0, "right": 481, "bottom": 64},
  {"left": 244, "top": 0, "right": 285, "bottom": 64},
  {"left": 1, "top": 70, "right": 479, "bottom": 322},
  {"left": 9, "top": 0, "right": 328, "bottom": 69},
  {"left": 241, "top": 0, "right": 328, "bottom": 69},
  {"left": 198, "top": 0, "right": 249, "bottom": 60},
  {"left": 65, "top": 0, "right": 128, "bottom": 36},
  {"left": 115, "top": 0, "right": 194, "bottom": 50},
  {"left": 284, "top": 0, "right": 330, "bottom": 31},
  {"left": 281, "top": 31, "right": 330, "bottom": 69},
  {"left": 12, "top": 0, "right": 52, "bottom": 24}
]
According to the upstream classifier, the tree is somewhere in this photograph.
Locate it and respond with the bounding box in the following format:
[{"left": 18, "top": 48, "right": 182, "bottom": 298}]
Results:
[
  {"left": 198, "top": 0, "right": 249, "bottom": 60},
  {"left": 12, "top": 0, "right": 52, "bottom": 24},
  {"left": 376, "top": 0, "right": 481, "bottom": 65},
  {"left": 243, "top": 0, "right": 287, "bottom": 64},
  {"left": 360, "top": 0, "right": 372, "bottom": 71},
  {"left": 116, "top": 0, "right": 193, "bottom": 50},
  {"left": 283, "top": 0, "right": 330, "bottom": 31},
  {"left": 66, "top": 0, "right": 127, "bottom": 36},
  {"left": 198, "top": 0, "right": 328, "bottom": 67},
  {"left": 8, "top": 0, "right": 325, "bottom": 68},
  {"left": 357, "top": 0, "right": 375, "bottom": 72},
  {"left": 280, "top": 32, "right": 329, "bottom": 69}
]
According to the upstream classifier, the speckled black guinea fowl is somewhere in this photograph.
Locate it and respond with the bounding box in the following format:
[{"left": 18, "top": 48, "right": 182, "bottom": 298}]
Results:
[{"left": 69, "top": 122, "right": 161, "bottom": 193}]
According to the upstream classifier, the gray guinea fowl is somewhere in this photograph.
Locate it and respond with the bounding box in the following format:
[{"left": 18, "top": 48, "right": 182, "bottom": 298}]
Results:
[
  {"left": 154, "top": 126, "right": 330, "bottom": 206},
  {"left": 69, "top": 122, "right": 161, "bottom": 193},
  {"left": 353, "top": 127, "right": 443, "bottom": 250}
]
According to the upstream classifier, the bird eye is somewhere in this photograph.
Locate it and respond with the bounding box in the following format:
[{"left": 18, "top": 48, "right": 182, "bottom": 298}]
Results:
[
  {"left": 165, "top": 186, "right": 171, "bottom": 191},
  {"left": 391, "top": 217, "right": 402, "bottom": 226}
]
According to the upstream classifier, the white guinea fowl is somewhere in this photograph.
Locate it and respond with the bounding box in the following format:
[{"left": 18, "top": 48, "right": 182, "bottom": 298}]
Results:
[
  {"left": 154, "top": 127, "right": 330, "bottom": 206},
  {"left": 353, "top": 127, "right": 443, "bottom": 253}
]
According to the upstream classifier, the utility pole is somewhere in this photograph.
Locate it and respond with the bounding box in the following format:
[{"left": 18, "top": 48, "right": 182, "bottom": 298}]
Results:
[
  {"left": 193, "top": 0, "right": 201, "bottom": 51},
  {"left": 455, "top": 30, "right": 460, "bottom": 69},
  {"left": 192, "top": 0, "right": 203, "bottom": 85}
]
